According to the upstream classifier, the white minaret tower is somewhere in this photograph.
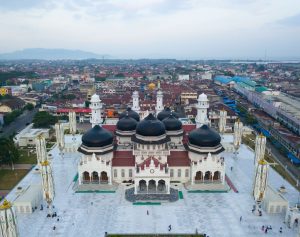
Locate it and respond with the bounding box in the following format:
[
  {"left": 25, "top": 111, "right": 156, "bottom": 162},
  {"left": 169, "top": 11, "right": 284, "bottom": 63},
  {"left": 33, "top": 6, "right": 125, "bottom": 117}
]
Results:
[
  {"left": 68, "top": 110, "right": 77, "bottom": 135},
  {"left": 233, "top": 119, "right": 243, "bottom": 158},
  {"left": 40, "top": 160, "right": 55, "bottom": 217},
  {"left": 195, "top": 93, "right": 209, "bottom": 128},
  {"left": 219, "top": 109, "right": 227, "bottom": 133},
  {"left": 0, "top": 200, "right": 19, "bottom": 237},
  {"left": 155, "top": 90, "right": 164, "bottom": 115},
  {"left": 253, "top": 158, "right": 269, "bottom": 215},
  {"left": 35, "top": 135, "right": 47, "bottom": 168},
  {"left": 55, "top": 123, "right": 65, "bottom": 158},
  {"left": 90, "top": 94, "right": 103, "bottom": 127},
  {"left": 254, "top": 134, "right": 266, "bottom": 165},
  {"left": 132, "top": 91, "right": 140, "bottom": 114}
]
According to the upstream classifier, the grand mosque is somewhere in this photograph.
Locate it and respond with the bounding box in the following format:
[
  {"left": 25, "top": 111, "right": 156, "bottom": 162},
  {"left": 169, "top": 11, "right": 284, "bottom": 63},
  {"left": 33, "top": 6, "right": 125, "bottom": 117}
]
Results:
[{"left": 77, "top": 91, "right": 226, "bottom": 194}]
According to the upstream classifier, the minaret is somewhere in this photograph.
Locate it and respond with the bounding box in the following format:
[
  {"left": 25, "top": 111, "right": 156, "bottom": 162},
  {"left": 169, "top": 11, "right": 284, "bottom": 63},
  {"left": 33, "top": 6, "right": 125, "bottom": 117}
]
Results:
[
  {"left": 40, "top": 160, "right": 55, "bottom": 217},
  {"left": 253, "top": 159, "right": 269, "bottom": 215},
  {"left": 155, "top": 90, "right": 164, "bottom": 115},
  {"left": 254, "top": 134, "right": 266, "bottom": 165},
  {"left": 233, "top": 119, "right": 243, "bottom": 159},
  {"left": 68, "top": 110, "right": 77, "bottom": 135},
  {"left": 195, "top": 93, "right": 209, "bottom": 128},
  {"left": 0, "top": 200, "right": 19, "bottom": 237},
  {"left": 132, "top": 91, "right": 140, "bottom": 114},
  {"left": 35, "top": 135, "right": 47, "bottom": 168},
  {"left": 55, "top": 123, "right": 65, "bottom": 158},
  {"left": 218, "top": 109, "right": 227, "bottom": 133},
  {"left": 90, "top": 94, "right": 103, "bottom": 127}
]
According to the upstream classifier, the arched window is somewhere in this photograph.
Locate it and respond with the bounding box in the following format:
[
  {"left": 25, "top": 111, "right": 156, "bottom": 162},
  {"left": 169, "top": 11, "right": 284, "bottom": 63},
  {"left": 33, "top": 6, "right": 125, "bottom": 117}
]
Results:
[
  {"left": 178, "top": 169, "right": 181, "bottom": 177},
  {"left": 114, "top": 169, "right": 117, "bottom": 178},
  {"left": 185, "top": 169, "right": 189, "bottom": 177},
  {"left": 170, "top": 169, "right": 174, "bottom": 177},
  {"left": 129, "top": 169, "right": 132, "bottom": 177},
  {"left": 121, "top": 169, "right": 125, "bottom": 177}
]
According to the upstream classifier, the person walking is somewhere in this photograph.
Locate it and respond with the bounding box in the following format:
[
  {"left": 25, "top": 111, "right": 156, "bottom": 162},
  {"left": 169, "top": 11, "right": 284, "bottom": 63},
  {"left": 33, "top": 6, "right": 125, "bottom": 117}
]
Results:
[
  {"left": 168, "top": 225, "right": 172, "bottom": 231},
  {"left": 240, "top": 216, "right": 242, "bottom": 222},
  {"left": 147, "top": 210, "right": 149, "bottom": 215}
]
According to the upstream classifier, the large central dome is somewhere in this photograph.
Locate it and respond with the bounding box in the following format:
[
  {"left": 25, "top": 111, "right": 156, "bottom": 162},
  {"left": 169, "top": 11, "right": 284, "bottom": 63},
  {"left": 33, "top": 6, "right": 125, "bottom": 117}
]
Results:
[
  {"left": 136, "top": 113, "right": 166, "bottom": 136},
  {"left": 82, "top": 125, "right": 113, "bottom": 147},
  {"left": 188, "top": 125, "right": 221, "bottom": 147}
]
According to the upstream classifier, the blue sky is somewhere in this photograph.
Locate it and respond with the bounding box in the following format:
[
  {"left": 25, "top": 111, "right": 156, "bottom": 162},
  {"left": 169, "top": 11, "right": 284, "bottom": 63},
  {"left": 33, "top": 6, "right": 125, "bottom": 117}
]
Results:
[{"left": 0, "top": 0, "right": 299, "bottom": 59}]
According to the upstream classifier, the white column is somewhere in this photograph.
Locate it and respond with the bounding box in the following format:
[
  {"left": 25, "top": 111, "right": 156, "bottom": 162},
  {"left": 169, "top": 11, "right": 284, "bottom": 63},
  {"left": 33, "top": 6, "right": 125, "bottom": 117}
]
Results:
[
  {"left": 195, "top": 93, "right": 209, "bottom": 128},
  {"left": 40, "top": 160, "right": 55, "bottom": 216},
  {"left": 0, "top": 200, "right": 19, "bottom": 237},
  {"left": 155, "top": 90, "right": 164, "bottom": 115},
  {"left": 219, "top": 109, "right": 227, "bottom": 133},
  {"left": 233, "top": 120, "right": 243, "bottom": 158},
  {"left": 35, "top": 135, "right": 47, "bottom": 167},
  {"left": 55, "top": 123, "right": 65, "bottom": 156},
  {"left": 254, "top": 134, "right": 266, "bottom": 165},
  {"left": 253, "top": 159, "right": 268, "bottom": 203},
  {"left": 69, "top": 111, "right": 77, "bottom": 135},
  {"left": 132, "top": 91, "right": 140, "bottom": 114},
  {"left": 90, "top": 94, "right": 103, "bottom": 127}
]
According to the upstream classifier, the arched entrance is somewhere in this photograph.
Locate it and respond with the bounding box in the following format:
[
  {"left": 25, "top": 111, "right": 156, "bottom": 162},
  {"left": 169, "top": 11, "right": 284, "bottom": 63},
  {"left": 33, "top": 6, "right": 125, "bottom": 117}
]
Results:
[
  {"left": 100, "top": 171, "right": 108, "bottom": 183},
  {"left": 83, "top": 171, "right": 90, "bottom": 183},
  {"left": 148, "top": 180, "right": 156, "bottom": 193},
  {"left": 204, "top": 171, "right": 211, "bottom": 182},
  {"left": 92, "top": 171, "right": 99, "bottom": 183},
  {"left": 158, "top": 180, "right": 166, "bottom": 192},
  {"left": 213, "top": 171, "right": 221, "bottom": 181},
  {"left": 195, "top": 171, "right": 203, "bottom": 183},
  {"left": 139, "top": 180, "right": 147, "bottom": 192}
]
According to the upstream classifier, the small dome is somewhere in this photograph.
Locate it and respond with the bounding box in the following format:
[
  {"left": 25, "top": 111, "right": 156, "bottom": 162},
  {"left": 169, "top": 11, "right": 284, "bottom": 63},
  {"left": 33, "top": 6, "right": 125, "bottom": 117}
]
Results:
[
  {"left": 136, "top": 113, "right": 166, "bottom": 136},
  {"left": 119, "top": 108, "right": 140, "bottom": 121},
  {"left": 148, "top": 83, "right": 156, "bottom": 90},
  {"left": 198, "top": 93, "right": 208, "bottom": 101},
  {"left": 157, "top": 107, "right": 179, "bottom": 121},
  {"left": 91, "top": 94, "right": 100, "bottom": 103},
  {"left": 162, "top": 114, "right": 182, "bottom": 131},
  {"left": 82, "top": 125, "right": 113, "bottom": 147},
  {"left": 188, "top": 125, "right": 221, "bottom": 147},
  {"left": 116, "top": 115, "right": 137, "bottom": 131}
]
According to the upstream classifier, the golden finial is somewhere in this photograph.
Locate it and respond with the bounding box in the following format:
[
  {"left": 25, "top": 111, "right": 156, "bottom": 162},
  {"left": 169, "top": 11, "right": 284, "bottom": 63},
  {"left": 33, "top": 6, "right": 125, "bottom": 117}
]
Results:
[
  {"left": 37, "top": 134, "right": 44, "bottom": 139},
  {"left": 0, "top": 199, "right": 12, "bottom": 210},
  {"left": 258, "top": 159, "right": 267, "bottom": 165},
  {"left": 41, "top": 160, "right": 50, "bottom": 166}
]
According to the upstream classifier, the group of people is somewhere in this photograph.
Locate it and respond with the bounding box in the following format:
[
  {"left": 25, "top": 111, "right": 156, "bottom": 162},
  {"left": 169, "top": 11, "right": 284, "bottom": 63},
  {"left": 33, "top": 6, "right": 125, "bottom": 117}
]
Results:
[{"left": 261, "top": 225, "right": 282, "bottom": 234}]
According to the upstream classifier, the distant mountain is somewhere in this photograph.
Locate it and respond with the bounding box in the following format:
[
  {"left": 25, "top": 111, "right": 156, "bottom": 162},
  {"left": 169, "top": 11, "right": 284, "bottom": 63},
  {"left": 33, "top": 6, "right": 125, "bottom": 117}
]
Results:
[{"left": 0, "top": 48, "right": 109, "bottom": 60}]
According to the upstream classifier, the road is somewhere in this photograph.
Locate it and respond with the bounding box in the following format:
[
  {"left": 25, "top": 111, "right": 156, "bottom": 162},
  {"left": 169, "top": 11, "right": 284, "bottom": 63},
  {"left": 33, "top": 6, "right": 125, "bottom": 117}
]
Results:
[
  {"left": 266, "top": 140, "right": 300, "bottom": 183},
  {"left": 0, "top": 108, "right": 38, "bottom": 138}
]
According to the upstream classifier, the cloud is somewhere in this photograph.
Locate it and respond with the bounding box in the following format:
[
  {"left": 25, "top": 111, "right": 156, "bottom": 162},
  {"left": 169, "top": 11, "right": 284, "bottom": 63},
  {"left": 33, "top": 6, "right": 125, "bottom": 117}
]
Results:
[
  {"left": 277, "top": 13, "right": 300, "bottom": 26},
  {"left": 0, "top": 0, "right": 299, "bottom": 59}
]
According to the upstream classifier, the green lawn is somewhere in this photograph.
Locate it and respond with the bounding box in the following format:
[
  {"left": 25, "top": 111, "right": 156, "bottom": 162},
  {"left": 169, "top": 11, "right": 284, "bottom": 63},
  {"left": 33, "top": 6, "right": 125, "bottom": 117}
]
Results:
[
  {"left": 0, "top": 169, "right": 29, "bottom": 190},
  {"left": 16, "top": 149, "right": 37, "bottom": 164}
]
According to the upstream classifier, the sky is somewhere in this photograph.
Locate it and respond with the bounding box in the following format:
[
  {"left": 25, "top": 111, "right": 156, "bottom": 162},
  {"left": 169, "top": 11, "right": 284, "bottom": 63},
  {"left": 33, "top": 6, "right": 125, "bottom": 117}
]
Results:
[{"left": 0, "top": 0, "right": 300, "bottom": 59}]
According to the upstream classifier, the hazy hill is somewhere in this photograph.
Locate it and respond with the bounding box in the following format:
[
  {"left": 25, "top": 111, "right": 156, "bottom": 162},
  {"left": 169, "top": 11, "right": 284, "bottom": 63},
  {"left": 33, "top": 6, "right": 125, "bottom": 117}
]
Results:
[{"left": 0, "top": 48, "right": 109, "bottom": 60}]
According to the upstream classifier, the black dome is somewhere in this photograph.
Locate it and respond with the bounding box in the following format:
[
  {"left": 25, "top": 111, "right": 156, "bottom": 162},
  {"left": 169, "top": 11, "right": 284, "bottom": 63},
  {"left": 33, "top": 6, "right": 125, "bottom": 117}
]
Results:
[
  {"left": 117, "top": 115, "right": 137, "bottom": 131},
  {"left": 82, "top": 125, "right": 113, "bottom": 147},
  {"left": 162, "top": 114, "right": 182, "bottom": 131},
  {"left": 188, "top": 125, "right": 221, "bottom": 147},
  {"left": 157, "top": 107, "right": 179, "bottom": 121},
  {"left": 119, "top": 108, "right": 140, "bottom": 121},
  {"left": 136, "top": 113, "right": 166, "bottom": 136}
]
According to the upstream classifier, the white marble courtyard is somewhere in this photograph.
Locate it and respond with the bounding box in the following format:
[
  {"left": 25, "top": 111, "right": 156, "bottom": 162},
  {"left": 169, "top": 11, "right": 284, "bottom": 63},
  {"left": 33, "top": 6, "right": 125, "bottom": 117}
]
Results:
[{"left": 5, "top": 135, "right": 300, "bottom": 237}]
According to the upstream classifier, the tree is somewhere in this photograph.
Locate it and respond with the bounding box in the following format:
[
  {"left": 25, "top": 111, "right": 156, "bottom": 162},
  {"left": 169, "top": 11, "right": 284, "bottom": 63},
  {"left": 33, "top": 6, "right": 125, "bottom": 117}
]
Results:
[
  {"left": 85, "top": 100, "right": 91, "bottom": 108},
  {"left": 24, "top": 103, "right": 34, "bottom": 111},
  {"left": 4, "top": 110, "right": 22, "bottom": 125},
  {"left": 0, "top": 138, "right": 19, "bottom": 168},
  {"left": 33, "top": 111, "right": 57, "bottom": 128}
]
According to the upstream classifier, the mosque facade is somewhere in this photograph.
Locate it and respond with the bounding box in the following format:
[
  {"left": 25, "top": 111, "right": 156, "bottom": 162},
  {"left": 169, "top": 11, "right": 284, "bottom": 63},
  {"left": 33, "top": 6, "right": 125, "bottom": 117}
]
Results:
[{"left": 77, "top": 91, "right": 226, "bottom": 194}]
